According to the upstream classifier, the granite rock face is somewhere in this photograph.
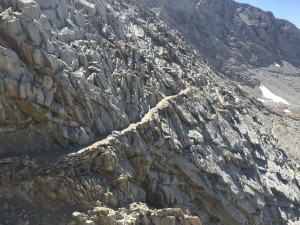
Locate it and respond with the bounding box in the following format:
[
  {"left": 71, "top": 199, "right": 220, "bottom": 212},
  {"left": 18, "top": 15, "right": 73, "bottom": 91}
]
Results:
[
  {"left": 143, "top": 0, "right": 300, "bottom": 85},
  {"left": 0, "top": 0, "right": 191, "bottom": 153},
  {"left": 0, "top": 0, "right": 300, "bottom": 225}
]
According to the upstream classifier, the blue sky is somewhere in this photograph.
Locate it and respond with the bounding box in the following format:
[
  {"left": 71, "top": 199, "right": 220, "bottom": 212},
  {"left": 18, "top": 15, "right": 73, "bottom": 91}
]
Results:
[{"left": 235, "top": 0, "right": 300, "bottom": 28}]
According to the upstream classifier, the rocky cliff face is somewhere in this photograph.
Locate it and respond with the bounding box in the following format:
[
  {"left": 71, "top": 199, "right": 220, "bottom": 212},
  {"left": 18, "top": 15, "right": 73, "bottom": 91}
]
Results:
[
  {"left": 0, "top": 0, "right": 191, "bottom": 154},
  {"left": 143, "top": 0, "right": 300, "bottom": 86},
  {"left": 0, "top": 0, "right": 300, "bottom": 225}
]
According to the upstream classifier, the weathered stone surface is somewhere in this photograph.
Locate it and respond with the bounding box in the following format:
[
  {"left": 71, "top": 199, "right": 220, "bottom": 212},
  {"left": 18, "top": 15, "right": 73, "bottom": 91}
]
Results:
[
  {"left": 70, "top": 204, "right": 201, "bottom": 225},
  {"left": 0, "top": 0, "right": 299, "bottom": 225},
  {"left": 143, "top": 0, "right": 300, "bottom": 91}
]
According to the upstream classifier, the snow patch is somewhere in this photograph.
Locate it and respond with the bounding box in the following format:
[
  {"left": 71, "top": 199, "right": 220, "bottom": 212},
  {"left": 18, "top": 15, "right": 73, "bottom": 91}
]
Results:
[
  {"left": 257, "top": 98, "right": 266, "bottom": 103},
  {"left": 284, "top": 109, "right": 291, "bottom": 113},
  {"left": 259, "top": 85, "right": 289, "bottom": 105},
  {"left": 273, "top": 62, "right": 280, "bottom": 67}
]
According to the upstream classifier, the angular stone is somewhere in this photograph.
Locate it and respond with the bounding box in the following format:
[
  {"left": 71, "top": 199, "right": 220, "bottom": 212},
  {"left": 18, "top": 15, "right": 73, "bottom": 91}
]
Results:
[
  {"left": 132, "top": 25, "right": 145, "bottom": 38},
  {"left": 44, "top": 90, "right": 53, "bottom": 107},
  {"left": 19, "top": 79, "right": 26, "bottom": 99},
  {"left": 43, "top": 76, "right": 53, "bottom": 90},
  {"left": 36, "top": 88, "right": 45, "bottom": 105},
  {"left": 4, "top": 77, "right": 19, "bottom": 97}
]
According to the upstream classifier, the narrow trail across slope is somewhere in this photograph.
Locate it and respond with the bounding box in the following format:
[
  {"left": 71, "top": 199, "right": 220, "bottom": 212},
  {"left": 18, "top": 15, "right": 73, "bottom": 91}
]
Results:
[
  {"left": 121, "top": 87, "right": 192, "bottom": 131},
  {"left": 0, "top": 87, "right": 194, "bottom": 160},
  {"left": 73, "top": 87, "right": 194, "bottom": 155}
]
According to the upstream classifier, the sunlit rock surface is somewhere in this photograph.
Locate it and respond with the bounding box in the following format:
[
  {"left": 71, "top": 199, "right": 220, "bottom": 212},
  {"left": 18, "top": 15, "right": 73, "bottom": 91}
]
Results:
[{"left": 0, "top": 0, "right": 299, "bottom": 224}]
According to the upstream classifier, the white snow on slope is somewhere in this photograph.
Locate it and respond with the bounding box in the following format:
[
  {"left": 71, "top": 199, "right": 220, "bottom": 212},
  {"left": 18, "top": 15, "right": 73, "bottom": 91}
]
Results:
[
  {"left": 259, "top": 85, "right": 289, "bottom": 105},
  {"left": 274, "top": 62, "right": 281, "bottom": 67}
]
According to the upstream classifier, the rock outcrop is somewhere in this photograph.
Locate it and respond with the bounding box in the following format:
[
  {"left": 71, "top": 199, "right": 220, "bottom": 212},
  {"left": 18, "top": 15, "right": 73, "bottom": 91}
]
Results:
[
  {"left": 0, "top": 0, "right": 300, "bottom": 225},
  {"left": 0, "top": 0, "right": 193, "bottom": 154},
  {"left": 143, "top": 0, "right": 300, "bottom": 86}
]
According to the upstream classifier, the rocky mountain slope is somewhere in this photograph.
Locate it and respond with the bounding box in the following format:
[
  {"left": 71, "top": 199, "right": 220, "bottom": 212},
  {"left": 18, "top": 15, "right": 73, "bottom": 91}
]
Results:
[
  {"left": 143, "top": 0, "right": 300, "bottom": 76},
  {"left": 0, "top": 0, "right": 299, "bottom": 224},
  {"left": 143, "top": 0, "right": 300, "bottom": 107}
]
